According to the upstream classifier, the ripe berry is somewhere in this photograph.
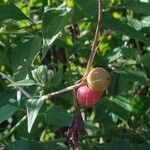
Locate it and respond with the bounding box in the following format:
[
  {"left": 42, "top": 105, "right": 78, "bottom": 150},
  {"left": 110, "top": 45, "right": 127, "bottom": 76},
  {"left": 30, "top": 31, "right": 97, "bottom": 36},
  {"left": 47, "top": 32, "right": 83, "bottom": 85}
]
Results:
[
  {"left": 77, "top": 85, "right": 101, "bottom": 107},
  {"left": 87, "top": 67, "right": 111, "bottom": 92}
]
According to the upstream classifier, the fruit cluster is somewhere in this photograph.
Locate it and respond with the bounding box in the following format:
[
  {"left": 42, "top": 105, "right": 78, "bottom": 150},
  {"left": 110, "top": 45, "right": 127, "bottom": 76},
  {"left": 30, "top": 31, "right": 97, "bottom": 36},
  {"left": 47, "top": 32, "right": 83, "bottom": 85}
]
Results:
[{"left": 77, "top": 67, "right": 111, "bottom": 107}]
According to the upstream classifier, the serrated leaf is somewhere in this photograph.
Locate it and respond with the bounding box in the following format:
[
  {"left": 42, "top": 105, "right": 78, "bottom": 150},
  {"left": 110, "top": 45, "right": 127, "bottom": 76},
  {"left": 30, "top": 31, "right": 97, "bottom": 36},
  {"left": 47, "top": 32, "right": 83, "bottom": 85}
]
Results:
[
  {"left": 0, "top": 105, "right": 18, "bottom": 123},
  {"left": 27, "top": 96, "right": 48, "bottom": 133},
  {"left": 45, "top": 105, "right": 72, "bottom": 127},
  {"left": 0, "top": 3, "right": 28, "bottom": 21},
  {"left": 5, "top": 140, "right": 45, "bottom": 150},
  {"left": 8, "top": 79, "right": 36, "bottom": 87}
]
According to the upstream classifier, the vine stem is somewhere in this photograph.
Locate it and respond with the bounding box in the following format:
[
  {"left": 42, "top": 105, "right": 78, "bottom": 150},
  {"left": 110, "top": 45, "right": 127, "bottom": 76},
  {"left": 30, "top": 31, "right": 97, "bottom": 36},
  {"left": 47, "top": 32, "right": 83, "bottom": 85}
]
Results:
[
  {"left": 0, "top": 115, "right": 27, "bottom": 142},
  {"left": 46, "top": 82, "right": 82, "bottom": 98},
  {"left": 83, "top": 0, "right": 102, "bottom": 79}
]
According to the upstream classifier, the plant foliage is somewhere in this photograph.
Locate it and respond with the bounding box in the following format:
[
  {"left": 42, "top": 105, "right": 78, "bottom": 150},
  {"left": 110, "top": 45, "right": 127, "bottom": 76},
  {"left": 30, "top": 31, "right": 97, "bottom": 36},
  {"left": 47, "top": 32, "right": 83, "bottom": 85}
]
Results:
[{"left": 0, "top": 0, "right": 150, "bottom": 149}]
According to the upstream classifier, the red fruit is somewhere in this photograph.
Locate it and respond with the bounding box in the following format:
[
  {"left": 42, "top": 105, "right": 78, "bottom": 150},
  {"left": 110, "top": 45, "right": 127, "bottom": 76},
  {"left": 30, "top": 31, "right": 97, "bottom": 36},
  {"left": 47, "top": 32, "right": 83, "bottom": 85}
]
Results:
[{"left": 77, "top": 85, "right": 101, "bottom": 107}]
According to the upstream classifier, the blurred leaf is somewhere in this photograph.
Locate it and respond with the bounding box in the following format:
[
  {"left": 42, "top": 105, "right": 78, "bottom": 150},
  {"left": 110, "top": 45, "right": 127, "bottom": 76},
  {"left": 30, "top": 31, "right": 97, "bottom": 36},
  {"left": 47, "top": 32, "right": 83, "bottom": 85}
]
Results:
[
  {"left": 127, "top": 18, "right": 142, "bottom": 31},
  {"left": 84, "top": 121, "right": 99, "bottom": 130},
  {"left": 0, "top": 50, "right": 10, "bottom": 67},
  {"left": 51, "top": 67, "right": 63, "bottom": 87},
  {"left": 27, "top": 96, "right": 47, "bottom": 133},
  {"left": 107, "top": 47, "right": 136, "bottom": 63},
  {"left": 8, "top": 79, "right": 36, "bottom": 87},
  {"left": 107, "top": 47, "right": 123, "bottom": 63},
  {"left": 5, "top": 140, "right": 45, "bottom": 150},
  {"left": 142, "top": 16, "right": 150, "bottom": 27},
  {"left": 42, "top": 8, "right": 72, "bottom": 58},
  {"left": 111, "top": 96, "right": 133, "bottom": 112},
  {"left": 12, "top": 35, "right": 42, "bottom": 79},
  {"left": 95, "top": 97, "right": 114, "bottom": 124},
  {"left": 106, "top": 139, "right": 134, "bottom": 150},
  {"left": 142, "top": 53, "right": 150, "bottom": 69},
  {"left": 117, "top": 1, "right": 150, "bottom": 16},
  {"left": 45, "top": 105, "right": 72, "bottom": 127},
  {"left": 0, "top": 3, "right": 28, "bottom": 21},
  {"left": 72, "top": 0, "right": 97, "bottom": 22},
  {"left": 0, "top": 105, "right": 18, "bottom": 124},
  {"left": 43, "top": 142, "right": 68, "bottom": 150},
  {"left": 108, "top": 97, "right": 133, "bottom": 120},
  {"left": 102, "top": 13, "right": 150, "bottom": 45},
  {"left": 0, "top": 91, "right": 15, "bottom": 107},
  {"left": 116, "top": 67, "right": 149, "bottom": 85},
  {"left": 121, "top": 48, "right": 136, "bottom": 59},
  {"left": 134, "top": 143, "right": 150, "bottom": 150}
]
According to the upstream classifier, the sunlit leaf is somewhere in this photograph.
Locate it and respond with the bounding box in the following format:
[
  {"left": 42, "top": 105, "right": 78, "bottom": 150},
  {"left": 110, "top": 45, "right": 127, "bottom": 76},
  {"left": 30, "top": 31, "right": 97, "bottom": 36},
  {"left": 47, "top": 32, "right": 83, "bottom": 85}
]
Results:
[{"left": 27, "top": 96, "right": 48, "bottom": 133}]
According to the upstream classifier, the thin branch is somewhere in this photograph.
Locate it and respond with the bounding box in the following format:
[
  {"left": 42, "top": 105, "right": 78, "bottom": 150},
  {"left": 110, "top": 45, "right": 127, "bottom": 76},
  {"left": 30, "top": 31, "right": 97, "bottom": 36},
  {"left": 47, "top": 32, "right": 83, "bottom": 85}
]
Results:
[
  {"left": 0, "top": 72, "right": 82, "bottom": 99},
  {"left": 46, "top": 82, "right": 82, "bottom": 98},
  {"left": 83, "top": 0, "right": 102, "bottom": 79}
]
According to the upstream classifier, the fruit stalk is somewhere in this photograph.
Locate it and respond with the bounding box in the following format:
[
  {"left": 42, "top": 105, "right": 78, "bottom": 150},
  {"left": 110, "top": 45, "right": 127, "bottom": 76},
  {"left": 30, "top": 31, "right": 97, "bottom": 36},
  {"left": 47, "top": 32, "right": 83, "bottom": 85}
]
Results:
[{"left": 83, "top": 0, "right": 102, "bottom": 79}]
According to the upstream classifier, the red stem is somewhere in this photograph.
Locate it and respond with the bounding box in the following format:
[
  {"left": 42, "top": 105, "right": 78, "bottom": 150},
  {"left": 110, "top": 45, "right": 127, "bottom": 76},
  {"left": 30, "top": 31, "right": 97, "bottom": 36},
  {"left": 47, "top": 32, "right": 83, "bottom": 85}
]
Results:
[{"left": 83, "top": 0, "right": 102, "bottom": 79}]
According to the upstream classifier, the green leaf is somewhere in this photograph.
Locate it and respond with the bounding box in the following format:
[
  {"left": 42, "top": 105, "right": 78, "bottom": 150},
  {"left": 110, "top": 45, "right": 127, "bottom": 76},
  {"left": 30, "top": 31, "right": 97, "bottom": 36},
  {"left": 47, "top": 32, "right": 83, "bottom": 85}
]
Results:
[
  {"left": 142, "top": 53, "right": 150, "bottom": 69},
  {"left": 26, "top": 96, "right": 48, "bottom": 133},
  {"left": 117, "top": 1, "right": 150, "bottom": 16},
  {"left": 42, "top": 8, "right": 72, "bottom": 58},
  {"left": 106, "top": 139, "right": 134, "bottom": 150},
  {"left": 142, "top": 16, "right": 150, "bottom": 27},
  {"left": 134, "top": 143, "right": 150, "bottom": 150},
  {"left": 0, "top": 105, "right": 18, "bottom": 124},
  {"left": 0, "top": 3, "right": 28, "bottom": 21},
  {"left": 8, "top": 79, "right": 36, "bottom": 87},
  {"left": 12, "top": 35, "right": 42, "bottom": 79},
  {"left": 127, "top": 18, "right": 142, "bottom": 31},
  {"left": 95, "top": 97, "right": 114, "bottom": 124},
  {"left": 45, "top": 105, "right": 72, "bottom": 127},
  {"left": 0, "top": 50, "right": 10, "bottom": 67},
  {"left": 116, "top": 67, "right": 149, "bottom": 85},
  {"left": 51, "top": 67, "right": 63, "bottom": 87},
  {"left": 0, "top": 91, "right": 15, "bottom": 107},
  {"left": 5, "top": 140, "right": 45, "bottom": 150},
  {"left": 102, "top": 13, "right": 150, "bottom": 45},
  {"left": 107, "top": 47, "right": 123, "bottom": 63},
  {"left": 111, "top": 96, "right": 133, "bottom": 112},
  {"left": 72, "top": 0, "right": 97, "bottom": 22},
  {"left": 43, "top": 142, "right": 68, "bottom": 150}
]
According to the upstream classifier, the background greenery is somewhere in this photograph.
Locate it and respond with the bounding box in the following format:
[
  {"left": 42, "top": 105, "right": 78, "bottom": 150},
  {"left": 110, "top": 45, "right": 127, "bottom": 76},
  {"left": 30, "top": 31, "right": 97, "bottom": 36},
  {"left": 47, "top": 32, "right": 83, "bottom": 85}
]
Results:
[{"left": 0, "top": 0, "right": 150, "bottom": 149}]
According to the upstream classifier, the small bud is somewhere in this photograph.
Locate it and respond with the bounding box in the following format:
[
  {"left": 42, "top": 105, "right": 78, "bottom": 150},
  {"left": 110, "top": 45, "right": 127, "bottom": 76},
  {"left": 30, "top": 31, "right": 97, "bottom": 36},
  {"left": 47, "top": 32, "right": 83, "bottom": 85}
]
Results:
[{"left": 32, "top": 65, "right": 55, "bottom": 87}]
